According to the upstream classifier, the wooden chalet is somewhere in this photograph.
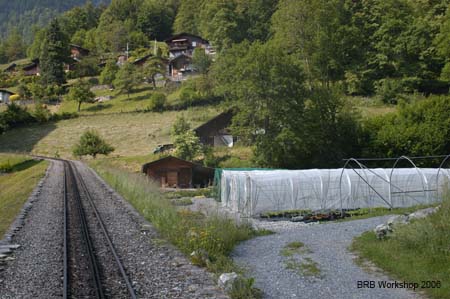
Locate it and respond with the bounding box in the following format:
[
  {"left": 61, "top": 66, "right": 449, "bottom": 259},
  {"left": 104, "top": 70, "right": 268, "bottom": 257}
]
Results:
[
  {"left": 165, "top": 33, "right": 213, "bottom": 80},
  {"left": 194, "top": 110, "right": 235, "bottom": 147},
  {"left": 142, "top": 156, "right": 214, "bottom": 188},
  {"left": 168, "top": 54, "right": 193, "bottom": 80},
  {"left": 22, "top": 59, "right": 40, "bottom": 76},
  {"left": 165, "top": 33, "right": 210, "bottom": 58},
  {"left": 70, "top": 44, "right": 90, "bottom": 60}
]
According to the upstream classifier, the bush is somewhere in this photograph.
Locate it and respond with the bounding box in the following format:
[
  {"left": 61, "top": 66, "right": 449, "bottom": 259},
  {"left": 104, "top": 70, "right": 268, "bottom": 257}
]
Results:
[
  {"left": 87, "top": 77, "right": 99, "bottom": 85},
  {"left": 0, "top": 161, "right": 13, "bottom": 173},
  {"left": 9, "top": 94, "right": 21, "bottom": 102},
  {"left": 0, "top": 103, "right": 35, "bottom": 134},
  {"left": 375, "top": 78, "right": 404, "bottom": 104},
  {"left": 73, "top": 130, "right": 115, "bottom": 158},
  {"left": 363, "top": 95, "right": 450, "bottom": 159},
  {"left": 147, "top": 93, "right": 166, "bottom": 112},
  {"left": 32, "top": 105, "right": 51, "bottom": 123},
  {"left": 179, "top": 87, "right": 199, "bottom": 107}
]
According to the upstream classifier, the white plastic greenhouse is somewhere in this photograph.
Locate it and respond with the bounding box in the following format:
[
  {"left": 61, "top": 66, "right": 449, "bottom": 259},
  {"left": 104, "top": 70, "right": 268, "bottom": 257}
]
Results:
[{"left": 219, "top": 166, "right": 450, "bottom": 217}]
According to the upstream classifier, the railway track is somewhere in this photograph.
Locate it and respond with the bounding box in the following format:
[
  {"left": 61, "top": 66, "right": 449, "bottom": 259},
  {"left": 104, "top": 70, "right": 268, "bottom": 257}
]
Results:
[{"left": 62, "top": 160, "right": 136, "bottom": 299}]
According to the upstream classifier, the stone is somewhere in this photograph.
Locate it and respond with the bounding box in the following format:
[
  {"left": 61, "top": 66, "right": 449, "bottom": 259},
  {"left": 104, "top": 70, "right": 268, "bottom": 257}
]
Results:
[
  {"left": 386, "top": 215, "right": 409, "bottom": 227},
  {"left": 408, "top": 207, "right": 438, "bottom": 221},
  {"left": 374, "top": 223, "right": 392, "bottom": 239},
  {"left": 291, "top": 216, "right": 305, "bottom": 222},
  {"left": 187, "top": 284, "right": 199, "bottom": 292},
  {"left": 218, "top": 272, "right": 238, "bottom": 292}
]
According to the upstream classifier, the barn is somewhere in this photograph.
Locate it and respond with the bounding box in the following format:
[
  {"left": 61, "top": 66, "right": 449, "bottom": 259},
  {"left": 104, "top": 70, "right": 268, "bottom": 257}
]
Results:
[
  {"left": 22, "top": 59, "right": 40, "bottom": 76},
  {"left": 194, "top": 110, "right": 235, "bottom": 147},
  {"left": 142, "top": 156, "right": 214, "bottom": 188}
]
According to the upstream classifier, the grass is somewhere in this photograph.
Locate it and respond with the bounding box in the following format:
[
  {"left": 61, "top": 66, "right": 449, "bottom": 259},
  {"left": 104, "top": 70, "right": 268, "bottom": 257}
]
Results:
[
  {"left": 59, "top": 83, "right": 159, "bottom": 115},
  {"left": 0, "top": 154, "right": 48, "bottom": 237},
  {"left": 351, "top": 197, "right": 450, "bottom": 299},
  {"left": 280, "top": 241, "right": 321, "bottom": 278},
  {"left": 0, "top": 107, "right": 220, "bottom": 158},
  {"left": 91, "top": 163, "right": 264, "bottom": 298},
  {"left": 337, "top": 204, "right": 438, "bottom": 222},
  {"left": 0, "top": 154, "right": 29, "bottom": 172},
  {"left": 349, "top": 96, "right": 397, "bottom": 118},
  {"left": 284, "top": 256, "right": 321, "bottom": 277},
  {"left": 280, "top": 241, "right": 311, "bottom": 257}
]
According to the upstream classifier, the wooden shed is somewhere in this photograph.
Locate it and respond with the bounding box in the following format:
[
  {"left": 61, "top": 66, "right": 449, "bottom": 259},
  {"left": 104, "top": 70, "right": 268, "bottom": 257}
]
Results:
[
  {"left": 142, "top": 156, "right": 214, "bottom": 188},
  {"left": 0, "top": 89, "right": 14, "bottom": 104},
  {"left": 194, "top": 110, "right": 235, "bottom": 147}
]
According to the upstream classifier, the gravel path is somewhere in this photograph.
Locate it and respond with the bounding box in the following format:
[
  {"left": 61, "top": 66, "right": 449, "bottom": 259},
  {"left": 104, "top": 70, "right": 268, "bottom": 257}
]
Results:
[
  {"left": 233, "top": 217, "right": 424, "bottom": 299},
  {"left": 73, "top": 161, "right": 228, "bottom": 299},
  {"left": 0, "top": 161, "right": 64, "bottom": 298}
]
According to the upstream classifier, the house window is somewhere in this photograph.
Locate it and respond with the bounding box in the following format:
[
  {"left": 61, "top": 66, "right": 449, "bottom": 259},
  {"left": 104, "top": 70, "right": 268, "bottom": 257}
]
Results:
[{"left": 192, "top": 41, "right": 197, "bottom": 47}]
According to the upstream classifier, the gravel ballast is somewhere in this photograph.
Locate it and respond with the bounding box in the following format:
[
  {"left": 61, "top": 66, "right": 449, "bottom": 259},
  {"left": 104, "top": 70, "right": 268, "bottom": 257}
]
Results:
[
  {"left": 233, "top": 217, "right": 424, "bottom": 299},
  {"left": 73, "top": 161, "right": 228, "bottom": 299},
  {"left": 0, "top": 161, "right": 64, "bottom": 298},
  {"left": 1, "top": 160, "right": 228, "bottom": 298}
]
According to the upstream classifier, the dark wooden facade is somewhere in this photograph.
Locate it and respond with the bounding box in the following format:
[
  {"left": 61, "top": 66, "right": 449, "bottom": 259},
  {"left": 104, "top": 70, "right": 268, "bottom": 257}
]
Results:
[
  {"left": 22, "top": 59, "right": 40, "bottom": 76},
  {"left": 70, "top": 44, "right": 90, "bottom": 59},
  {"left": 165, "top": 33, "right": 210, "bottom": 58},
  {"left": 142, "top": 156, "right": 214, "bottom": 188},
  {"left": 194, "top": 110, "right": 234, "bottom": 147}
]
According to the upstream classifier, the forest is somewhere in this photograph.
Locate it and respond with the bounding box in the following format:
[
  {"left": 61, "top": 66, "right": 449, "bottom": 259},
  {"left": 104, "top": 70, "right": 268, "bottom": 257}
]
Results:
[{"left": 1, "top": 0, "right": 450, "bottom": 168}]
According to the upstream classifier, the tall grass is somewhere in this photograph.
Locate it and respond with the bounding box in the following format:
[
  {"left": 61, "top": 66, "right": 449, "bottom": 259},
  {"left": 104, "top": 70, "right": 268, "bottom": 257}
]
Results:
[
  {"left": 93, "top": 165, "right": 263, "bottom": 298},
  {"left": 0, "top": 158, "right": 48, "bottom": 236},
  {"left": 351, "top": 197, "right": 450, "bottom": 299}
]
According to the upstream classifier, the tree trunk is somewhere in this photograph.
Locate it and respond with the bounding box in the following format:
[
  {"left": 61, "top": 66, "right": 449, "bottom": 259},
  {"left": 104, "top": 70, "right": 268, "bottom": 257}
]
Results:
[{"left": 78, "top": 101, "right": 81, "bottom": 112}]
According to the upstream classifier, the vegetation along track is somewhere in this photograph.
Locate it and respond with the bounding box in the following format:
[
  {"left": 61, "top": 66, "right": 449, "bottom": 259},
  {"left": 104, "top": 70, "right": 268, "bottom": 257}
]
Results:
[{"left": 62, "top": 159, "right": 136, "bottom": 298}]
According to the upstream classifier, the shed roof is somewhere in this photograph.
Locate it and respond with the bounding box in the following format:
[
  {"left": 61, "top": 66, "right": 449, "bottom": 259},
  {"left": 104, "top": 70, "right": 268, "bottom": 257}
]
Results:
[
  {"left": 169, "top": 53, "right": 192, "bottom": 63},
  {"left": 142, "top": 156, "right": 214, "bottom": 173},
  {"left": 132, "top": 54, "right": 153, "bottom": 65},
  {"left": 165, "top": 32, "right": 209, "bottom": 44},
  {"left": 194, "top": 110, "right": 234, "bottom": 136},
  {"left": 0, "top": 89, "right": 14, "bottom": 95},
  {"left": 70, "top": 44, "right": 90, "bottom": 53}
]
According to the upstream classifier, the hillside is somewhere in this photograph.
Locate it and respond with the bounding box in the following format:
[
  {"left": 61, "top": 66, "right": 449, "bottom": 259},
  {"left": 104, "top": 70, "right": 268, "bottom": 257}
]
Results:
[{"left": 0, "top": 0, "right": 109, "bottom": 40}]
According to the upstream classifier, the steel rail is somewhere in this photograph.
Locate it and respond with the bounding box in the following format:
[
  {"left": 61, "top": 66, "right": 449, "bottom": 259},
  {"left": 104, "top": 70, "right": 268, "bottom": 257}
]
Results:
[
  {"left": 70, "top": 162, "right": 137, "bottom": 299},
  {"left": 65, "top": 161, "right": 105, "bottom": 299},
  {"left": 63, "top": 163, "right": 68, "bottom": 299}
]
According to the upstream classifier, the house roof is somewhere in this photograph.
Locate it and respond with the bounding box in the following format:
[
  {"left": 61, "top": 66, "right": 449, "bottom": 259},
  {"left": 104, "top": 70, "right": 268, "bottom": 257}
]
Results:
[
  {"left": 165, "top": 32, "right": 209, "bottom": 44},
  {"left": 169, "top": 53, "right": 192, "bottom": 63},
  {"left": 142, "top": 155, "right": 214, "bottom": 173},
  {"left": 70, "top": 44, "right": 90, "bottom": 53},
  {"left": 132, "top": 54, "right": 153, "bottom": 65},
  {"left": 194, "top": 110, "right": 234, "bottom": 136},
  {"left": 22, "top": 59, "right": 39, "bottom": 71},
  {"left": 4, "top": 63, "right": 16, "bottom": 72},
  {"left": 0, "top": 89, "right": 14, "bottom": 95}
]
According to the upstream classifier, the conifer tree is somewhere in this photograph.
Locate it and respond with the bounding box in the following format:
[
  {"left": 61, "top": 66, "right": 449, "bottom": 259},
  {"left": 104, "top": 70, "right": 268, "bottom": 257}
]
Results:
[{"left": 39, "top": 19, "right": 69, "bottom": 86}]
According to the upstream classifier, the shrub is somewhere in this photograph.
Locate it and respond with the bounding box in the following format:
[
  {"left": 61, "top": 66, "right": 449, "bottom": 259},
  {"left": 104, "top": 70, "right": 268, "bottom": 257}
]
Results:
[
  {"left": 0, "top": 103, "right": 35, "bottom": 134},
  {"left": 147, "top": 93, "right": 166, "bottom": 112},
  {"left": 32, "top": 105, "right": 51, "bottom": 123},
  {"left": 179, "top": 87, "right": 198, "bottom": 107},
  {"left": 9, "top": 94, "right": 21, "bottom": 102},
  {"left": 375, "top": 78, "right": 404, "bottom": 104},
  {"left": 363, "top": 95, "right": 450, "bottom": 159},
  {"left": 0, "top": 161, "right": 13, "bottom": 173},
  {"left": 73, "top": 130, "right": 114, "bottom": 158}
]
